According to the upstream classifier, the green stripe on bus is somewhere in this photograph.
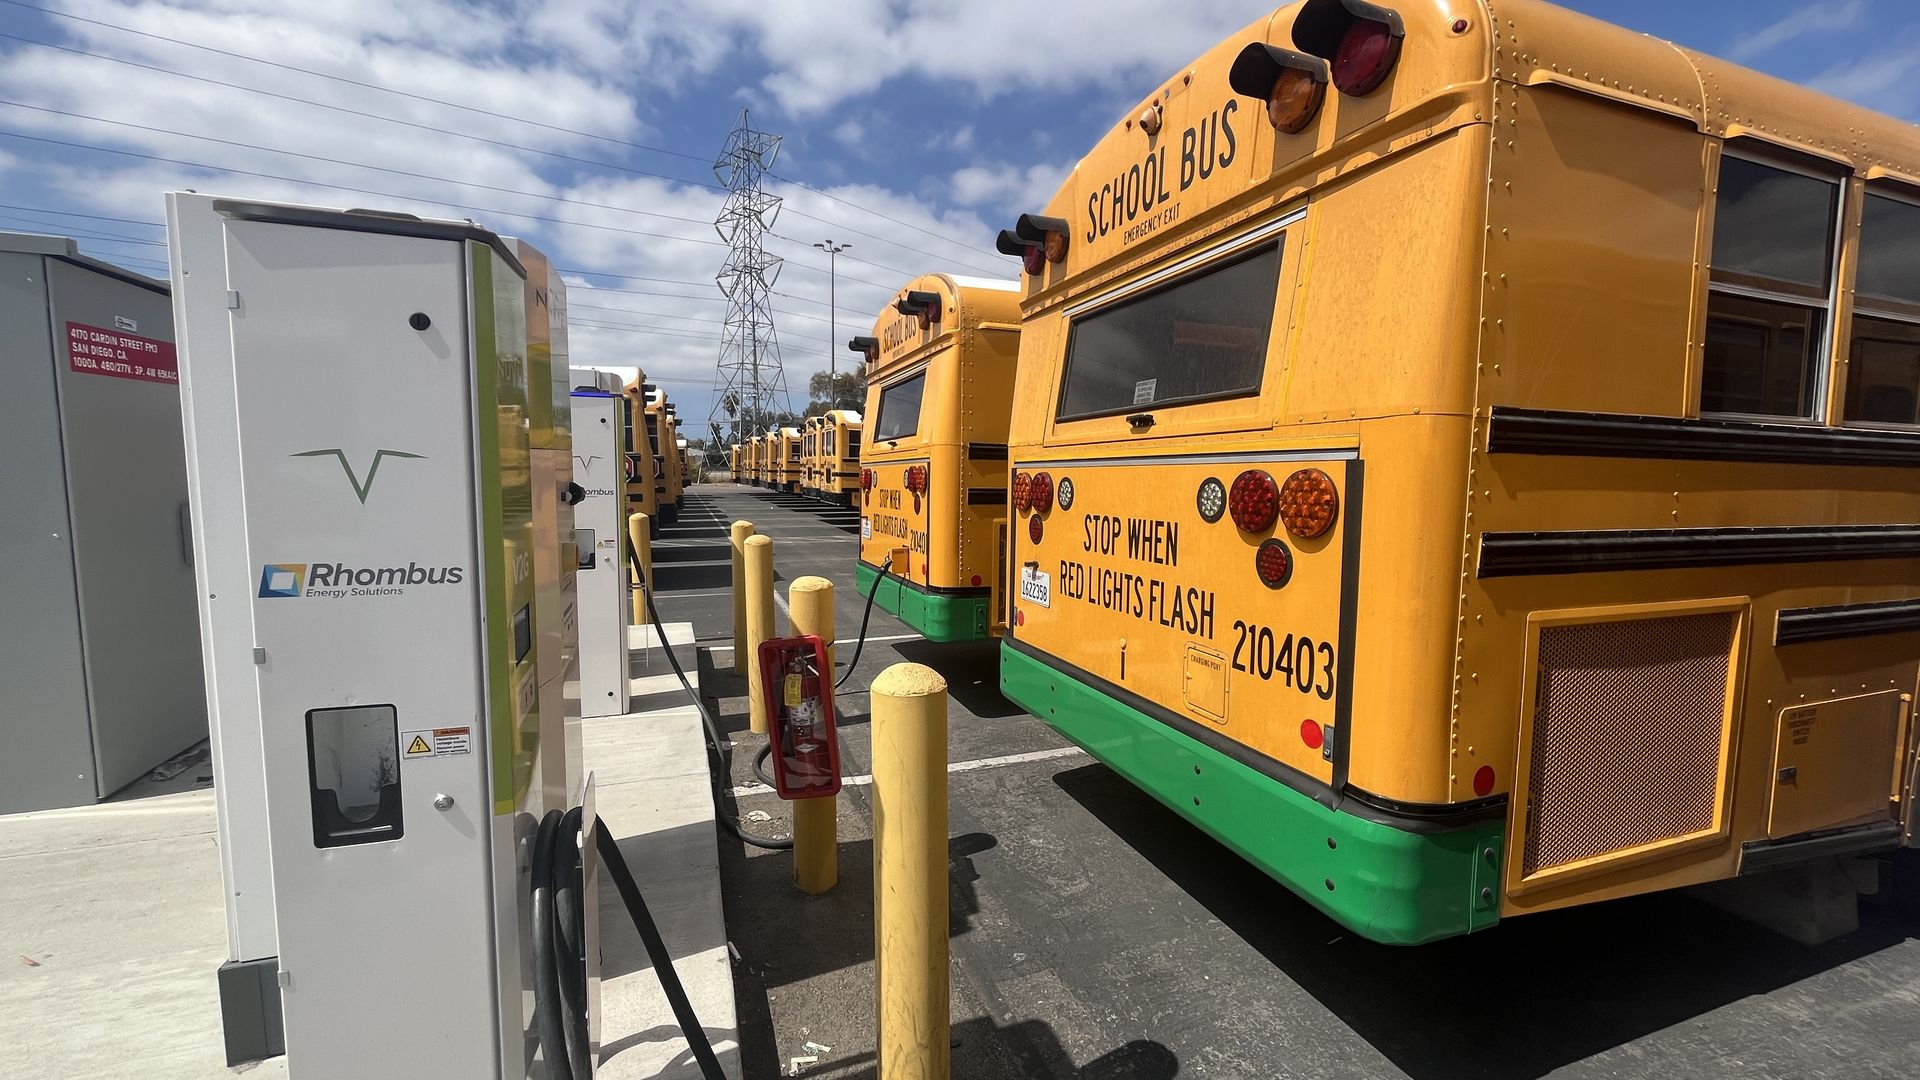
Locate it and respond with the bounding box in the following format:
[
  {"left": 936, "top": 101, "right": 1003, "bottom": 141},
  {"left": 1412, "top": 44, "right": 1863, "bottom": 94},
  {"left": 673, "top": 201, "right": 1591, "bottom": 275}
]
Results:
[
  {"left": 998, "top": 641, "right": 1503, "bottom": 945},
  {"left": 856, "top": 561, "right": 991, "bottom": 643}
]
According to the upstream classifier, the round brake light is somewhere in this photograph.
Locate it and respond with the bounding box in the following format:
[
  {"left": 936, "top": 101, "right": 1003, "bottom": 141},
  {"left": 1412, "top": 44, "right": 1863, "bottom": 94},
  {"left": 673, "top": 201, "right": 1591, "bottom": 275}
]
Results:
[
  {"left": 1332, "top": 18, "right": 1401, "bottom": 96},
  {"left": 1268, "top": 67, "right": 1326, "bottom": 134},
  {"left": 860, "top": 467, "right": 873, "bottom": 491},
  {"left": 1280, "top": 468, "right": 1339, "bottom": 539},
  {"left": 1012, "top": 471, "right": 1032, "bottom": 512},
  {"left": 1029, "top": 472, "right": 1054, "bottom": 513},
  {"left": 1028, "top": 514, "right": 1044, "bottom": 544},
  {"left": 1227, "top": 470, "right": 1278, "bottom": 533},
  {"left": 1255, "top": 539, "right": 1292, "bottom": 589}
]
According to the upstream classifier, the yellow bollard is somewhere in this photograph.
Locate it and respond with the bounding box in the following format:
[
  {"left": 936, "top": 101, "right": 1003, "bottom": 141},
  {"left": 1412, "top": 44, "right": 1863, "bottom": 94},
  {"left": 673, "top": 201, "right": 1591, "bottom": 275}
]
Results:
[
  {"left": 743, "top": 534, "right": 775, "bottom": 735},
  {"left": 787, "top": 576, "right": 837, "bottom": 894},
  {"left": 730, "top": 520, "right": 755, "bottom": 675},
  {"left": 627, "top": 512, "right": 652, "bottom": 628},
  {"left": 871, "top": 663, "right": 949, "bottom": 1080}
]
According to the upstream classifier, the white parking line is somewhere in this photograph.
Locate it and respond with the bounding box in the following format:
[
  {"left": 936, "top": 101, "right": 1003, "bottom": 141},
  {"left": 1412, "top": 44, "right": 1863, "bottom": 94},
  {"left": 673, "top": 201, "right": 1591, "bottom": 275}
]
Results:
[
  {"left": 728, "top": 744, "right": 1087, "bottom": 798},
  {"left": 707, "top": 632, "right": 919, "bottom": 654}
]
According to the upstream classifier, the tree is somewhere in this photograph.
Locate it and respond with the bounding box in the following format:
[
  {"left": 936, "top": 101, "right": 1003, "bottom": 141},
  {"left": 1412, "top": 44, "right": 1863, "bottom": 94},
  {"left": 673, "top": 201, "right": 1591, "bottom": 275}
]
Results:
[{"left": 806, "top": 369, "right": 864, "bottom": 414}]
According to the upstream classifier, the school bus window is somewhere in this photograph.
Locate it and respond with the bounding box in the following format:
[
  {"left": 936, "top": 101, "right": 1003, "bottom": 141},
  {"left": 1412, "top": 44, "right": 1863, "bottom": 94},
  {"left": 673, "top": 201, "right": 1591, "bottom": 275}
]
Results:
[
  {"left": 847, "top": 430, "right": 861, "bottom": 456},
  {"left": 1701, "top": 154, "right": 1842, "bottom": 420},
  {"left": 874, "top": 372, "right": 926, "bottom": 441},
  {"left": 1845, "top": 193, "right": 1920, "bottom": 427},
  {"left": 1056, "top": 241, "right": 1281, "bottom": 421}
]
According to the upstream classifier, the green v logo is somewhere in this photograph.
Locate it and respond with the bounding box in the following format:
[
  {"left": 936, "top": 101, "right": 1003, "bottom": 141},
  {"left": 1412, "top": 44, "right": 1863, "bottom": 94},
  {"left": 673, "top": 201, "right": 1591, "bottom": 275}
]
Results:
[{"left": 292, "top": 448, "right": 426, "bottom": 504}]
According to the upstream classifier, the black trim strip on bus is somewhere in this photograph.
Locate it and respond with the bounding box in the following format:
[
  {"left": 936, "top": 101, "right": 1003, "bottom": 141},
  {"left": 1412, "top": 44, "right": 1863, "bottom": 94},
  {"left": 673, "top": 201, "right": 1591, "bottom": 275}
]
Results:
[
  {"left": 1478, "top": 524, "right": 1920, "bottom": 578},
  {"left": 857, "top": 558, "right": 990, "bottom": 599},
  {"left": 1330, "top": 460, "right": 1363, "bottom": 792},
  {"left": 967, "top": 443, "right": 1010, "bottom": 460},
  {"left": 1003, "top": 636, "right": 1506, "bottom": 834},
  {"left": 1774, "top": 597, "right": 1920, "bottom": 645},
  {"left": 1485, "top": 406, "right": 1920, "bottom": 468},
  {"left": 966, "top": 488, "right": 1008, "bottom": 505},
  {"left": 1739, "top": 821, "right": 1903, "bottom": 875}
]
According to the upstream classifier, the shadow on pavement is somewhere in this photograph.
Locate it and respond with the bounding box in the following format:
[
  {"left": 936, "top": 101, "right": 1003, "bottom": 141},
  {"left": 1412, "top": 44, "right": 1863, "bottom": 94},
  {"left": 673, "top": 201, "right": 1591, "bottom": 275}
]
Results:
[
  {"left": 889, "top": 638, "right": 1022, "bottom": 719},
  {"left": 792, "top": 1018, "right": 1180, "bottom": 1079},
  {"left": 1054, "top": 762, "right": 1919, "bottom": 1080}
]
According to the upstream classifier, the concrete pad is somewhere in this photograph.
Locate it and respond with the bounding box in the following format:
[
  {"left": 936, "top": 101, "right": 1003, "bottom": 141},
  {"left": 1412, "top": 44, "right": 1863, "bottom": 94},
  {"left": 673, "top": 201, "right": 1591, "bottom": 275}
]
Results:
[
  {"left": 0, "top": 790, "right": 288, "bottom": 1080},
  {"left": 587, "top": 700, "right": 741, "bottom": 1079}
]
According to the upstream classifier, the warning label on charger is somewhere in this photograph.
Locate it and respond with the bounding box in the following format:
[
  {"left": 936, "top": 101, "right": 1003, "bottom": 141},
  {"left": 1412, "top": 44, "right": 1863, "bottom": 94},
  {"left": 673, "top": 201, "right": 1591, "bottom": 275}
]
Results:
[
  {"left": 66, "top": 322, "right": 178, "bottom": 384},
  {"left": 401, "top": 727, "right": 472, "bottom": 759}
]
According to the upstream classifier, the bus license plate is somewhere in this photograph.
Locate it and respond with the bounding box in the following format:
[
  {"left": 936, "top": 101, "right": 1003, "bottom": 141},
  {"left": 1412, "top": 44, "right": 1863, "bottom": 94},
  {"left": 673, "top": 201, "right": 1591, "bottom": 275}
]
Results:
[{"left": 1019, "top": 566, "right": 1051, "bottom": 608}]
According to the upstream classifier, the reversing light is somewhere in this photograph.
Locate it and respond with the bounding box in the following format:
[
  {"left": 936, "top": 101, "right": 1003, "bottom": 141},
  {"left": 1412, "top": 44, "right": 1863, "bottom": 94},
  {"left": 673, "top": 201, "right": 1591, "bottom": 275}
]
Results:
[
  {"left": 1012, "top": 471, "right": 1032, "bottom": 512},
  {"left": 1227, "top": 42, "right": 1329, "bottom": 134},
  {"left": 997, "top": 229, "right": 1047, "bottom": 277},
  {"left": 1195, "top": 477, "right": 1226, "bottom": 523},
  {"left": 1255, "top": 539, "right": 1293, "bottom": 589},
  {"left": 1280, "top": 468, "right": 1339, "bottom": 539},
  {"left": 1028, "top": 471, "right": 1054, "bottom": 514},
  {"left": 1290, "top": 0, "right": 1404, "bottom": 96},
  {"left": 1028, "top": 514, "right": 1044, "bottom": 544},
  {"left": 1227, "top": 469, "right": 1279, "bottom": 533}
]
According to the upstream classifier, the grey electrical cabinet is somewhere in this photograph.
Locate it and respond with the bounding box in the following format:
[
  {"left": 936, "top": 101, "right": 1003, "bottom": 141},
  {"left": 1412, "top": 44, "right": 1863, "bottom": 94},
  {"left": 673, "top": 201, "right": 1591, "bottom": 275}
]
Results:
[{"left": 0, "top": 232, "right": 206, "bottom": 813}]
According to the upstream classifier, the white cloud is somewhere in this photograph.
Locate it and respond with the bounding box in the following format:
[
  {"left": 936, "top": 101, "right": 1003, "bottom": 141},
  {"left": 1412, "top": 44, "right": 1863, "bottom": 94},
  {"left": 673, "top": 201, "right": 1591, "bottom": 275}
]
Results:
[
  {"left": 1726, "top": 0, "right": 1868, "bottom": 62},
  {"left": 948, "top": 160, "right": 1072, "bottom": 216}
]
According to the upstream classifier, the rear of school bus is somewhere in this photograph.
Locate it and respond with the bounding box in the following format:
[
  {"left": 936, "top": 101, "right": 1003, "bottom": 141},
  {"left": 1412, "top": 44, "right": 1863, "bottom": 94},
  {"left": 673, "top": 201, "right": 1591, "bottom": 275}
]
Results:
[
  {"left": 829, "top": 409, "right": 864, "bottom": 505},
  {"left": 777, "top": 426, "right": 803, "bottom": 491},
  {"left": 855, "top": 274, "right": 1022, "bottom": 642},
  {"left": 660, "top": 410, "right": 684, "bottom": 513},
  {"left": 999, "top": 0, "right": 1920, "bottom": 944},
  {"left": 620, "top": 376, "right": 659, "bottom": 533}
]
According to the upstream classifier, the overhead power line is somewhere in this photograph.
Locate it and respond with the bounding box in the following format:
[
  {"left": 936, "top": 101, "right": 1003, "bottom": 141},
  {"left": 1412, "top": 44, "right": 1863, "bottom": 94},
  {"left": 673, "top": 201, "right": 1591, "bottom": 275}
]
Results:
[{"left": 1, "top": 25, "right": 1007, "bottom": 268}]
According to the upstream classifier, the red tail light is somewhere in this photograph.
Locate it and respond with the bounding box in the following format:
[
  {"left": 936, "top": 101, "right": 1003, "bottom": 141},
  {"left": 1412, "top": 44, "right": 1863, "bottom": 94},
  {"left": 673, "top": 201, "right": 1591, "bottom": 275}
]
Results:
[
  {"left": 1255, "top": 539, "right": 1292, "bottom": 588},
  {"left": 1472, "top": 765, "right": 1496, "bottom": 798},
  {"left": 1028, "top": 514, "right": 1044, "bottom": 544},
  {"left": 1021, "top": 245, "right": 1046, "bottom": 276},
  {"left": 1227, "top": 470, "right": 1278, "bottom": 533},
  {"left": 1028, "top": 472, "right": 1054, "bottom": 513},
  {"left": 1012, "top": 471, "right": 1032, "bottom": 512},
  {"left": 1332, "top": 18, "right": 1400, "bottom": 95},
  {"left": 860, "top": 468, "right": 873, "bottom": 491},
  {"left": 904, "top": 465, "right": 927, "bottom": 494}
]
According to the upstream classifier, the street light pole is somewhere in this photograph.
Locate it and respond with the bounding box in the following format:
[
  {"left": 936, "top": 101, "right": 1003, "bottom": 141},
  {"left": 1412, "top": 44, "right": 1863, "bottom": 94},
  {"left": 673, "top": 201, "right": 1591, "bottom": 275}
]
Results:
[{"left": 814, "top": 239, "right": 850, "bottom": 410}]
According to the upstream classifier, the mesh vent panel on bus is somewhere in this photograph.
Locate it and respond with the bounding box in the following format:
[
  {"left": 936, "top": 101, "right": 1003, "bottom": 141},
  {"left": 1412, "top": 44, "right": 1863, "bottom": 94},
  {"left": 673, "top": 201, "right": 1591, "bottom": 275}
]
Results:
[{"left": 1521, "top": 611, "right": 1736, "bottom": 879}]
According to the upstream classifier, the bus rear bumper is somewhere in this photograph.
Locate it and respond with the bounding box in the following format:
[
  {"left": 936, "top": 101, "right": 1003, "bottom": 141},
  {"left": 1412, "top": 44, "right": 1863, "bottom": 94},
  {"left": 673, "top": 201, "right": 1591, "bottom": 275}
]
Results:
[
  {"left": 856, "top": 560, "right": 991, "bottom": 643},
  {"left": 999, "top": 639, "right": 1504, "bottom": 945}
]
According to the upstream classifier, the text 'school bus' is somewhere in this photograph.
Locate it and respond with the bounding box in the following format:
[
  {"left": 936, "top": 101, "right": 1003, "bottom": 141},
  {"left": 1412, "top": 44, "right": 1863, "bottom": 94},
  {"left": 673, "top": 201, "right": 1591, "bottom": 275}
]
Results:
[
  {"left": 775, "top": 426, "right": 803, "bottom": 492},
  {"left": 996, "top": 0, "right": 1920, "bottom": 945},
  {"left": 823, "top": 409, "right": 864, "bottom": 505},
  {"left": 802, "top": 415, "right": 826, "bottom": 496},
  {"left": 854, "top": 274, "right": 1022, "bottom": 642},
  {"left": 620, "top": 374, "right": 659, "bottom": 536}
]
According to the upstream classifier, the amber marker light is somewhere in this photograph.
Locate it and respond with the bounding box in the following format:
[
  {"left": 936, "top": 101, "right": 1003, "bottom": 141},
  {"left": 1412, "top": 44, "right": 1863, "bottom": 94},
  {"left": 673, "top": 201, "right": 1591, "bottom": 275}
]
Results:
[
  {"left": 1280, "top": 468, "right": 1339, "bottom": 539},
  {"left": 1227, "top": 469, "right": 1279, "bottom": 533},
  {"left": 1227, "top": 42, "right": 1329, "bottom": 135},
  {"left": 1016, "top": 213, "right": 1071, "bottom": 265}
]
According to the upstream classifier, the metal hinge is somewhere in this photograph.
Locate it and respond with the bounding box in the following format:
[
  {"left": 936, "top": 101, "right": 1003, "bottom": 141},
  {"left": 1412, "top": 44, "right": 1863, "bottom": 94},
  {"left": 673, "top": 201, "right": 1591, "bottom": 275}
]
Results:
[
  {"left": 252, "top": 647, "right": 266, "bottom": 665},
  {"left": 1321, "top": 723, "right": 1337, "bottom": 762},
  {"left": 226, "top": 290, "right": 240, "bottom": 309}
]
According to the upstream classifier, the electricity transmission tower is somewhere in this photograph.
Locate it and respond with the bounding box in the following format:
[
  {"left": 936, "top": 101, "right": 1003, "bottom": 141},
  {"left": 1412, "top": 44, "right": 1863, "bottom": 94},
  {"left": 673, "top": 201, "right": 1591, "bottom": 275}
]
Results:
[{"left": 708, "top": 108, "right": 790, "bottom": 458}]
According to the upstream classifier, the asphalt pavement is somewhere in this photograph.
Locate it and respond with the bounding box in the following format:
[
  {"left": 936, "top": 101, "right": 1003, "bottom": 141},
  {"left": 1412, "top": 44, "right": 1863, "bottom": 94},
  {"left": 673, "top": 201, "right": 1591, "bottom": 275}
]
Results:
[{"left": 654, "top": 483, "right": 1920, "bottom": 1080}]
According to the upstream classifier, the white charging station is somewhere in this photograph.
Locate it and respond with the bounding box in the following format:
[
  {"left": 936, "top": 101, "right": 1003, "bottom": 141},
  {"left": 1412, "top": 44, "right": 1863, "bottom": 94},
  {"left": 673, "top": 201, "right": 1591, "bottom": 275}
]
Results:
[
  {"left": 168, "top": 193, "right": 595, "bottom": 1078},
  {"left": 570, "top": 367, "right": 631, "bottom": 718}
]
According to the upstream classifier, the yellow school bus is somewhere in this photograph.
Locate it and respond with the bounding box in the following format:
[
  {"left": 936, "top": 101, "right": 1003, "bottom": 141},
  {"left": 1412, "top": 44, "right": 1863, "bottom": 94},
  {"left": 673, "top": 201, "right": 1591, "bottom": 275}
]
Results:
[
  {"left": 663, "top": 407, "right": 684, "bottom": 512},
  {"left": 998, "top": 0, "right": 1920, "bottom": 945},
  {"left": 774, "top": 426, "right": 803, "bottom": 492},
  {"left": 856, "top": 274, "right": 1022, "bottom": 641},
  {"left": 823, "top": 408, "right": 864, "bottom": 505},
  {"left": 801, "top": 415, "right": 826, "bottom": 497},
  {"left": 620, "top": 375, "right": 660, "bottom": 535},
  {"left": 727, "top": 443, "right": 742, "bottom": 482},
  {"left": 753, "top": 432, "right": 773, "bottom": 487}
]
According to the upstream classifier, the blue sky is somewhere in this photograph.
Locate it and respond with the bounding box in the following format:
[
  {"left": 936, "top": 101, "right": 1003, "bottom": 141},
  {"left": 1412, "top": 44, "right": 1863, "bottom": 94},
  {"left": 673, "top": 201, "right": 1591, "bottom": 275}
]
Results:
[{"left": 0, "top": 0, "right": 1911, "bottom": 434}]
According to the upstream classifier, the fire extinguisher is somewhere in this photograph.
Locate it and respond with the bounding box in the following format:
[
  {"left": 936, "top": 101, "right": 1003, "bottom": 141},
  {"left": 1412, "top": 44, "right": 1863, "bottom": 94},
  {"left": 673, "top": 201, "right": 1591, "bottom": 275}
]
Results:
[{"left": 757, "top": 635, "right": 842, "bottom": 798}]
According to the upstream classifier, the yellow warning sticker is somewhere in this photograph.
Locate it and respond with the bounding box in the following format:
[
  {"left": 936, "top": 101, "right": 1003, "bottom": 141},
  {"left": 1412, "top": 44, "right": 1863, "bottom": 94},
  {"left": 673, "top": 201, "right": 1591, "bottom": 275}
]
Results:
[
  {"left": 400, "top": 727, "right": 471, "bottom": 759},
  {"left": 784, "top": 674, "right": 803, "bottom": 707}
]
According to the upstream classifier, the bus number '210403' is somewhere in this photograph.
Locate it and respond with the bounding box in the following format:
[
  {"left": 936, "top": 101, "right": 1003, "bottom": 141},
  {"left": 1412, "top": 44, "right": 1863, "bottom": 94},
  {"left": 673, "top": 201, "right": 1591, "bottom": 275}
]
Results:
[{"left": 1232, "top": 620, "right": 1334, "bottom": 700}]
